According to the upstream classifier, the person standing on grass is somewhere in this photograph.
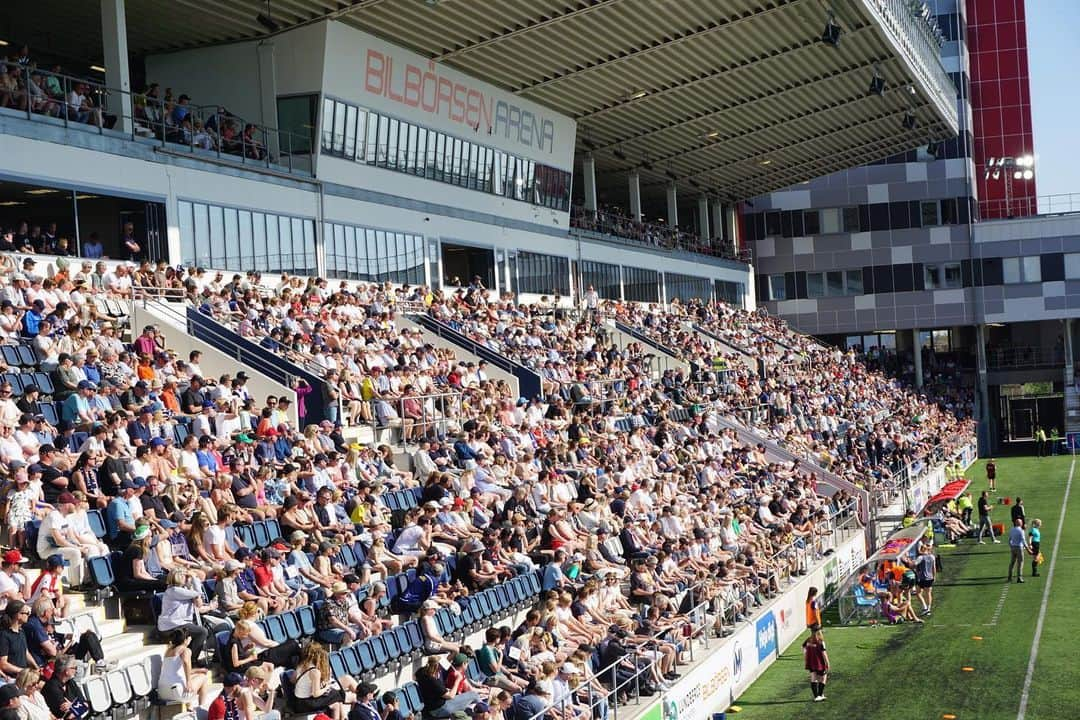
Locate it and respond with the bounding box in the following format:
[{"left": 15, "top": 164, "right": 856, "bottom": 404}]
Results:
[
  {"left": 1008, "top": 517, "right": 1032, "bottom": 584},
  {"left": 805, "top": 587, "right": 823, "bottom": 632},
  {"left": 915, "top": 547, "right": 935, "bottom": 615},
  {"left": 986, "top": 459, "right": 997, "bottom": 492},
  {"left": 1011, "top": 497, "right": 1026, "bottom": 527},
  {"left": 976, "top": 491, "right": 1000, "bottom": 544},
  {"left": 802, "top": 630, "right": 829, "bottom": 702},
  {"left": 1028, "top": 519, "right": 1042, "bottom": 578}
]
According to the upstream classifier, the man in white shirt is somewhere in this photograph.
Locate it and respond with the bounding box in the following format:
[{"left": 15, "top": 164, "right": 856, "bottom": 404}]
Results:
[{"left": 37, "top": 493, "right": 87, "bottom": 586}]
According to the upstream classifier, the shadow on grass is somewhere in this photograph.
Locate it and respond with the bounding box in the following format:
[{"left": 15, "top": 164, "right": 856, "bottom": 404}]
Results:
[
  {"left": 937, "top": 578, "right": 1007, "bottom": 586},
  {"left": 735, "top": 699, "right": 811, "bottom": 707}
]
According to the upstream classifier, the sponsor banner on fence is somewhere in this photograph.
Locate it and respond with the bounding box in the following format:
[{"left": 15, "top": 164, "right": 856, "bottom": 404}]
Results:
[
  {"left": 755, "top": 612, "right": 777, "bottom": 663},
  {"left": 661, "top": 532, "right": 865, "bottom": 719}
]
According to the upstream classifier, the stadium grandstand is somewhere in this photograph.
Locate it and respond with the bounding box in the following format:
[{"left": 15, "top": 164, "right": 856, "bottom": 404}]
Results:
[{"left": 0, "top": 1, "right": 1073, "bottom": 720}]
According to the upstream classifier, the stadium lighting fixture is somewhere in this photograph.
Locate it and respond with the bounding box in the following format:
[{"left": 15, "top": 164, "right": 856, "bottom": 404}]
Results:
[
  {"left": 707, "top": 131, "right": 720, "bottom": 139},
  {"left": 0, "top": 41, "right": 8, "bottom": 47},
  {"left": 257, "top": 1, "right": 280, "bottom": 32},
  {"left": 89, "top": 65, "right": 106, "bottom": 73},
  {"left": 902, "top": 112, "right": 917, "bottom": 130},
  {"left": 629, "top": 90, "right": 648, "bottom": 100},
  {"left": 760, "top": 159, "right": 772, "bottom": 166},
  {"left": 1023, "top": 170, "right": 1034, "bottom": 180},
  {"left": 868, "top": 70, "right": 886, "bottom": 97},
  {"left": 821, "top": 11, "right": 841, "bottom": 46}
]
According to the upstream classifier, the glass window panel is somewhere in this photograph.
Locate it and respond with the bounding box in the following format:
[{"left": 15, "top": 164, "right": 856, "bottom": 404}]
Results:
[
  {"left": 355, "top": 110, "right": 367, "bottom": 163},
  {"left": 321, "top": 97, "right": 335, "bottom": 152},
  {"left": 1066, "top": 253, "right": 1080, "bottom": 279},
  {"left": 207, "top": 205, "right": 224, "bottom": 268},
  {"left": 1002, "top": 257, "right": 1020, "bottom": 284},
  {"left": 252, "top": 213, "right": 267, "bottom": 272},
  {"left": 290, "top": 217, "right": 304, "bottom": 271},
  {"left": 434, "top": 134, "right": 445, "bottom": 180},
  {"left": 425, "top": 129, "right": 436, "bottom": 177},
  {"left": 842, "top": 207, "right": 860, "bottom": 232},
  {"left": 304, "top": 220, "right": 316, "bottom": 274},
  {"left": 343, "top": 105, "right": 358, "bottom": 160},
  {"left": 416, "top": 127, "right": 427, "bottom": 176},
  {"left": 362, "top": 229, "right": 376, "bottom": 280},
  {"left": 365, "top": 113, "right": 378, "bottom": 164},
  {"left": 224, "top": 207, "right": 240, "bottom": 271},
  {"left": 846, "top": 269, "right": 863, "bottom": 295},
  {"left": 344, "top": 226, "right": 357, "bottom": 278},
  {"left": 924, "top": 264, "right": 941, "bottom": 289},
  {"left": 386, "top": 118, "right": 399, "bottom": 170},
  {"left": 769, "top": 274, "right": 786, "bottom": 300},
  {"left": 178, "top": 201, "right": 195, "bottom": 266},
  {"left": 275, "top": 216, "right": 290, "bottom": 272},
  {"left": 803, "top": 210, "right": 821, "bottom": 235},
  {"left": 332, "top": 223, "right": 346, "bottom": 277},
  {"left": 373, "top": 231, "right": 386, "bottom": 279},
  {"left": 826, "top": 270, "right": 844, "bottom": 296},
  {"left": 405, "top": 124, "right": 417, "bottom": 173},
  {"left": 807, "top": 272, "right": 824, "bottom": 298},
  {"left": 921, "top": 200, "right": 939, "bottom": 226},
  {"left": 944, "top": 263, "right": 962, "bottom": 288},
  {"left": 238, "top": 210, "right": 253, "bottom": 270},
  {"left": 331, "top": 101, "right": 346, "bottom": 155},
  {"left": 264, "top": 213, "right": 280, "bottom": 272},
  {"left": 1023, "top": 256, "right": 1040, "bottom": 283},
  {"left": 376, "top": 114, "right": 389, "bottom": 167}
]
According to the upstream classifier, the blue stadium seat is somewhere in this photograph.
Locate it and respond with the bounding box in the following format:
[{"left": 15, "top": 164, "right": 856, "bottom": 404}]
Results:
[
  {"left": 31, "top": 372, "right": 53, "bottom": 395},
  {"left": 40, "top": 402, "right": 58, "bottom": 426},
  {"left": 282, "top": 610, "right": 303, "bottom": 640},
  {"left": 264, "top": 614, "right": 287, "bottom": 643},
  {"left": 1, "top": 346, "right": 20, "bottom": 368},
  {"left": 88, "top": 554, "right": 114, "bottom": 589},
  {"left": 296, "top": 605, "right": 316, "bottom": 636},
  {"left": 329, "top": 651, "right": 348, "bottom": 681},
  {"left": 87, "top": 509, "right": 107, "bottom": 539},
  {"left": 252, "top": 521, "right": 271, "bottom": 548},
  {"left": 16, "top": 346, "right": 36, "bottom": 368},
  {"left": 403, "top": 683, "right": 423, "bottom": 715},
  {"left": 355, "top": 640, "right": 378, "bottom": 675},
  {"left": 265, "top": 518, "right": 282, "bottom": 541}
]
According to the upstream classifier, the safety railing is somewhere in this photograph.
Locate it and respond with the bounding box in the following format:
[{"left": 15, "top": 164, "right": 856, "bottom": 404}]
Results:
[
  {"left": 359, "top": 391, "right": 464, "bottom": 443},
  {"left": 977, "top": 193, "right": 1080, "bottom": 220},
  {"left": 570, "top": 206, "right": 752, "bottom": 264},
  {"left": 986, "top": 345, "right": 1065, "bottom": 370},
  {"left": 0, "top": 62, "right": 313, "bottom": 176},
  {"left": 519, "top": 501, "right": 859, "bottom": 720}
]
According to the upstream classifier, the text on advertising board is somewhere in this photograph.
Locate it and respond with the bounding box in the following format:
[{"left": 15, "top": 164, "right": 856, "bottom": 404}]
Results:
[
  {"left": 364, "top": 50, "right": 557, "bottom": 155},
  {"left": 755, "top": 612, "right": 777, "bottom": 663}
]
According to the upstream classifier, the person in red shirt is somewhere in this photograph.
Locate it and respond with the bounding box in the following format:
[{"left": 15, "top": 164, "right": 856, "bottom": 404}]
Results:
[
  {"left": 252, "top": 548, "right": 306, "bottom": 611},
  {"left": 445, "top": 652, "right": 475, "bottom": 696},
  {"left": 207, "top": 672, "right": 244, "bottom": 720}
]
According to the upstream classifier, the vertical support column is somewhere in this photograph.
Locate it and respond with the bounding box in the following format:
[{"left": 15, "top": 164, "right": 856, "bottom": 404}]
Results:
[
  {"left": 912, "top": 327, "right": 924, "bottom": 388},
  {"left": 256, "top": 41, "right": 280, "bottom": 161},
  {"left": 582, "top": 154, "right": 598, "bottom": 213},
  {"left": 697, "top": 196, "right": 710, "bottom": 244},
  {"left": 722, "top": 204, "right": 738, "bottom": 251},
  {"left": 712, "top": 199, "right": 724, "bottom": 243},
  {"left": 628, "top": 171, "right": 642, "bottom": 222},
  {"left": 975, "top": 323, "right": 991, "bottom": 455},
  {"left": 666, "top": 183, "right": 678, "bottom": 228},
  {"left": 1065, "top": 318, "right": 1075, "bottom": 386},
  {"left": 101, "top": 0, "right": 132, "bottom": 133}
]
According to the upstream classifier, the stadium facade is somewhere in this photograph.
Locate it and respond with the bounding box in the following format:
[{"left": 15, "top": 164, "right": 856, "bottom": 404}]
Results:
[{"left": 744, "top": 0, "right": 1080, "bottom": 454}]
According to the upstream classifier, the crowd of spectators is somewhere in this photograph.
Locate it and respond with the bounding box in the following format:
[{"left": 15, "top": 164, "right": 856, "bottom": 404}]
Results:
[
  {"left": 604, "top": 298, "right": 975, "bottom": 502},
  {"left": 1, "top": 48, "right": 114, "bottom": 129},
  {"left": 0, "top": 253, "right": 974, "bottom": 720},
  {"left": 570, "top": 206, "right": 745, "bottom": 262},
  {"left": 133, "top": 83, "right": 267, "bottom": 161}
]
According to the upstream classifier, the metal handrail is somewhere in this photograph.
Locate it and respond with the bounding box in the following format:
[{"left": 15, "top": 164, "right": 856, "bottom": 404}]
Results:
[{"left": 2, "top": 61, "right": 312, "bottom": 176}]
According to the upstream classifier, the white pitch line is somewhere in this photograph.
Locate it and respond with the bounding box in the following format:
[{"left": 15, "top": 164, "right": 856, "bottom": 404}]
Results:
[
  {"left": 987, "top": 584, "right": 1009, "bottom": 627},
  {"left": 1017, "top": 455, "right": 1075, "bottom": 720}
]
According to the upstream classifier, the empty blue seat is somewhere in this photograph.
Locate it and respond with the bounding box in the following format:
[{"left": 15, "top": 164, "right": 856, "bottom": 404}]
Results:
[
  {"left": 356, "top": 640, "right": 378, "bottom": 673},
  {"left": 282, "top": 611, "right": 303, "bottom": 640},
  {"left": 329, "top": 651, "right": 348, "bottom": 681},
  {"left": 16, "top": 346, "right": 36, "bottom": 368},
  {"left": 403, "top": 683, "right": 423, "bottom": 715},
  {"left": 88, "top": 555, "right": 114, "bottom": 588},
  {"left": 1, "top": 346, "right": 20, "bottom": 368},
  {"left": 40, "top": 402, "right": 59, "bottom": 426},
  {"left": 252, "top": 521, "right": 271, "bottom": 548},
  {"left": 87, "top": 510, "right": 107, "bottom": 539},
  {"left": 296, "top": 605, "right": 316, "bottom": 636},
  {"left": 342, "top": 645, "right": 362, "bottom": 676},
  {"left": 264, "top": 614, "right": 287, "bottom": 643}
]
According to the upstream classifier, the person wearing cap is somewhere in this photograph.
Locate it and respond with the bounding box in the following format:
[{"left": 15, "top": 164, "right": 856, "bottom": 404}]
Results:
[
  {"left": 0, "top": 551, "right": 30, "bottom": 610},
  {"left": 206, "top": 671, "right": 246, "bottom": 720},
  {"left": 315, "top": 581, "right": 359, "bottom": 646},
  {"left": 106, "top": 478, "right": 138, "bottom": 548},
  {"left": 36, "top": 492, "right": 87, "bottom": 588},
  {"left": 116, "top": 524, "right": 167, "bottom": 593},
  {"left": 61, "top": 379, "right": 101, "bottom": 430},
  {"left": 347, "top": 681, "right": 381, "bottom": 720},
  {"left": 215, "top": 560, "right": 248, "bottom": 616}
]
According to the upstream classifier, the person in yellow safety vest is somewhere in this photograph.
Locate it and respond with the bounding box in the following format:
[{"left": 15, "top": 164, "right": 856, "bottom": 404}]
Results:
[
  {"left": 712, "top": 356, "right": 728, "bottom": 373},
  {"left": 957, "top": 492, "right": 974, "bottom": 525}
]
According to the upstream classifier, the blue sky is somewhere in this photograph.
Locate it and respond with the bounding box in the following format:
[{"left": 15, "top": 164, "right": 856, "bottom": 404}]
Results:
[{"left": 1027, "top": 0, "right": 1077, "bottom": 200}]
